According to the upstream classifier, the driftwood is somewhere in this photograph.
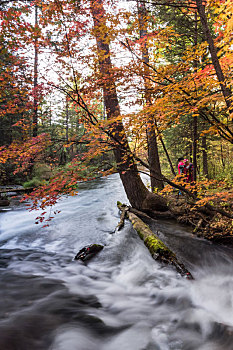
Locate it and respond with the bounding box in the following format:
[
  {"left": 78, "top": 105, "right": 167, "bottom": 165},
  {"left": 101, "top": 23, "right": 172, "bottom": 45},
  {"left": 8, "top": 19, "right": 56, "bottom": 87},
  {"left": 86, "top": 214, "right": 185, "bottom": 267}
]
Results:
[
  {"left": 116, "top": 205, "right": 128, "bottom": 231},
  {"left": 117, "top": 202, "right": 193, "bottom": 279}
]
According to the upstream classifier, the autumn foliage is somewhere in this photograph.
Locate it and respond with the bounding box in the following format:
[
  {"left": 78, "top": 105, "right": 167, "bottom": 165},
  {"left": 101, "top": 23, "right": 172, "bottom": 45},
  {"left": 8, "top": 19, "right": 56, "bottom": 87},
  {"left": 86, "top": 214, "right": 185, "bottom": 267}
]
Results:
[{"left": 0, "top": 0, "right": 232, "bottom": 231}]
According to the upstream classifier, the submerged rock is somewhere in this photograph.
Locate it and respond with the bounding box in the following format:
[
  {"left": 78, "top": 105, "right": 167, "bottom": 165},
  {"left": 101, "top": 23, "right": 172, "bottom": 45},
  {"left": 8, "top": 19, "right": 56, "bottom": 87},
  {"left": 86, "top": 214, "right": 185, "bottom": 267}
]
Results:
[{"left": 74, "top": 244, "right": 104, "bottom": 262}]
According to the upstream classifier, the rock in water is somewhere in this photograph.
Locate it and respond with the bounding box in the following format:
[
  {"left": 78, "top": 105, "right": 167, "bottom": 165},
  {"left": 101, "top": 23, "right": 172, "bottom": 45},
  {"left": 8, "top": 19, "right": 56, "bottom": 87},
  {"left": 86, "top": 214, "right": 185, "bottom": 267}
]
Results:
[
  {"left": 0, "top": 199, "right": 10, "bottom": 206},
  {"left": 74, "top": 244, "right": 104, "bottom": 262}
]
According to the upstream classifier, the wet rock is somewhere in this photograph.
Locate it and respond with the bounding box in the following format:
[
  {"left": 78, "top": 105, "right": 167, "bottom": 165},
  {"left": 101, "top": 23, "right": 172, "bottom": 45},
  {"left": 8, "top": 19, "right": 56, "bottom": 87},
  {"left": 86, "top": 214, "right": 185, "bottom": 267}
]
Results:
[
  {"left": 74, "top": 244, "right": 104, "bottom": 262},
  {"left": 0, "top": 199, "right": 10, "bottom": 207}
]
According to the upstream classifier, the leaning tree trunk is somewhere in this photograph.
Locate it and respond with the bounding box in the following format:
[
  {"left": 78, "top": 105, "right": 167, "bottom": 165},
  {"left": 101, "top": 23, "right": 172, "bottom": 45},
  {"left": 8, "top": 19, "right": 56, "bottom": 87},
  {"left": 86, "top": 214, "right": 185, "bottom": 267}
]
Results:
[{"left": 90, "top": 0, "right": 168, "bottom": 212}]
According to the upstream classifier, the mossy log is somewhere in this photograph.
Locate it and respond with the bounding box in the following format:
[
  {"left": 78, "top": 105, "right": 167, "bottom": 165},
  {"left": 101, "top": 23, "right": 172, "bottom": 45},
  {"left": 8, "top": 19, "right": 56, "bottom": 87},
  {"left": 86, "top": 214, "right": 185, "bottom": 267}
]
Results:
[{"left": 117, "top": 202, "right": 193, "bottom": 279}]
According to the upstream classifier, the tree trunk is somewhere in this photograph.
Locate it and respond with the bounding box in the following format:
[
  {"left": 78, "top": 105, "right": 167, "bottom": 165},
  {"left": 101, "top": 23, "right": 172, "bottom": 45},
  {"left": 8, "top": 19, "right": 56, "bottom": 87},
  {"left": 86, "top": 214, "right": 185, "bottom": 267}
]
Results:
[
  {"left": 159, "top": 135, "right": 176, "bottom": 176},
  {"left": 193, "top": 115, "right": 198, "bottom": 181},
  {"left": 220, "top": 143, "right": 225, "bottom": 168},
  {"left": 196, "top": 0, "right": 232, "bottom": 110},
  {"left": 147, "top": 119, "right": 164, "bottom": 191},
  {"left": 65, "top": 99, "right": 69, "bottom": 142},
  {"left": 137, "top": 0, "right": 163, "bottom": 191},
  {"left": 192, "top": 11, "right": 198, "bottom": 182},
  {"left": 90, "top": 0, "right": 168, "bottom": 212},
  {"left": 202, "top": 135, "right": 209, "bottom": 178},
  {"left": 33, "top": 3, "right": 38, "bottom": 137}
]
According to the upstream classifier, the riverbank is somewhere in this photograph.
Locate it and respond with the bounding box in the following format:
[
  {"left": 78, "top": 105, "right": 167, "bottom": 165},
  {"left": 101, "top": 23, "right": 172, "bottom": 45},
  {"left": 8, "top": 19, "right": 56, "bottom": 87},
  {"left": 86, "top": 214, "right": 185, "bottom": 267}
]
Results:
[
  {"left": 0, "top": 186, "right": 33, "bottom": 209},
  {"left": 166, "top": 193, "right": 233, "bottom": 245}
]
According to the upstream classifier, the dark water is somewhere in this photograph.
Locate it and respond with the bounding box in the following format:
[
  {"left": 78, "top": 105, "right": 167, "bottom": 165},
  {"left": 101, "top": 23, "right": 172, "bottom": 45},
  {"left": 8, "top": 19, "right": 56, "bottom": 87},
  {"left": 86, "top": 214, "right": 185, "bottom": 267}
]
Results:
[{"left": 1, "top": 174, "right": 233, "bottom": 350}]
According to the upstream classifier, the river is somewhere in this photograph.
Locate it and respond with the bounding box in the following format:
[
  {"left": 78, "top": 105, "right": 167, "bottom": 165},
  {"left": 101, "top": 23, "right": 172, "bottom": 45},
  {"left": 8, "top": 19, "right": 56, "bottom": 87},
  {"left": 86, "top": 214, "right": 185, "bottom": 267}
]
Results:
[{"left": 0, "top": 173, "right": 233, "bottom": 350}]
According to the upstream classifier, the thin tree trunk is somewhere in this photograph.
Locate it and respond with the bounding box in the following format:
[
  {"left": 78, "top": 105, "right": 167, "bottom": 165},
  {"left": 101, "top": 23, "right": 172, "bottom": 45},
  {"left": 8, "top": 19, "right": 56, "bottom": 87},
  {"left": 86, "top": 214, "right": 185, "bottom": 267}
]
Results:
[
  {"left": 159, "top": 135, "right": 176, "bottom": 176},
  {"left": 90, "top": 0, "right": 168, "bottom": 212},
  {"left": 192, "top": 11, "right": 198, "bottom": 182},
  {"left": 33, "top": 3, "right": 38, "bottom": 137},
  {"left": 137, "top": 0, "right": 163, "bottom": 191},
  {"left": 220, "top": 143, "right": 225, "bottom": 168},
  {"left": 65, "top": 99, "right": 69, "bottom": 142},
  {"left": 193, "top": 116, "right": 198, "bottom": 182},
  {"left": 202, "top": 135, "right": 208, "bottom": 178}
]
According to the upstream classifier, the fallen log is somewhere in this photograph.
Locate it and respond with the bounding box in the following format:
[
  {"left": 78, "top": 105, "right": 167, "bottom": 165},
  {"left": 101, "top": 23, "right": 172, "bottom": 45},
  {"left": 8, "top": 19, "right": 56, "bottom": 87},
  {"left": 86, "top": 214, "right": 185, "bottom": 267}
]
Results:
[
  {"left": 0, "top": 187, "right": 33, "bottom": 195},
  {"left": 117, "top": 202, "right": 193, "bottom": 279},
  {"left": 116, "top": 205, "right": 128, "bottom": 231}
]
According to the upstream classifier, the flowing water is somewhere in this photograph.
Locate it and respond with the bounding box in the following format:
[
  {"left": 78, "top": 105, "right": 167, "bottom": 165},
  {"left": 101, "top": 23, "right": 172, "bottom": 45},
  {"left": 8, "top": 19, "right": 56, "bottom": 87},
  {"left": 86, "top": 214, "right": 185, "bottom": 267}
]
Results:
[{"left": 1, "top": 174, "right": 233, "bottom": 350}]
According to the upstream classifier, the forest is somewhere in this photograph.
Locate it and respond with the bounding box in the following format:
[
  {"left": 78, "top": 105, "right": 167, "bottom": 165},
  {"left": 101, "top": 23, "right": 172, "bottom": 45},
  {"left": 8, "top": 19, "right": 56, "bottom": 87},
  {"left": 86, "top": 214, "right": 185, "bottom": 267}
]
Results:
[{"left": 0, "top": 0, "right": 232, "bottom": 241}]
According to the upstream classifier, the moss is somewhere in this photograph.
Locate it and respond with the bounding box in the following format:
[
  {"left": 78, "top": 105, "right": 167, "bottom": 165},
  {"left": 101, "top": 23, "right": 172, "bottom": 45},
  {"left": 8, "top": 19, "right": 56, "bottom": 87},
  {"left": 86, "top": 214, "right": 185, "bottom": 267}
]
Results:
[
  {"left": 118, "top": 205, "right": 193, "bottom": 278},
  {"left": 91, "top": 244, "right": 104, "bottom": 250},
  {"left": 134, "top": 226, "right": 144, "bottom": 240},
  {"left": 145, "top": 235, "right": 170, "bottom": 255}
]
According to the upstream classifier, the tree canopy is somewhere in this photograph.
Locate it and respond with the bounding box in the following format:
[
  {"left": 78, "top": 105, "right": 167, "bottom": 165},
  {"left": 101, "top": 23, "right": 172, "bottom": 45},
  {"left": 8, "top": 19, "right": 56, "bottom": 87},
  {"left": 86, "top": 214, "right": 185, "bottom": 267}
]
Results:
[{"left": 0, "top": 0, "right": 232, "bottom": 226}]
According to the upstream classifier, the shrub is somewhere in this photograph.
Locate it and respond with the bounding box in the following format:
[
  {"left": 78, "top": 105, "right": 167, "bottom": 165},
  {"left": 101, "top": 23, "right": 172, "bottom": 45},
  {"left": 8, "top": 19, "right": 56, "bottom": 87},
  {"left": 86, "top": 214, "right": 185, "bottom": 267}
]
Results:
[{"left": 23, "top": 177, "right": 43, "bottom": 189}]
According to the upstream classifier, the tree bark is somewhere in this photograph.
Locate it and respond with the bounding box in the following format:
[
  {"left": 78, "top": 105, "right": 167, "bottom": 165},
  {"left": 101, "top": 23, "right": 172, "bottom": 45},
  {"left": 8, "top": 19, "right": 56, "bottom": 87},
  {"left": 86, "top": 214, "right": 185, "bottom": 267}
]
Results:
[
  {"left": 90, "top": 0, "right": 168, "bottom": 212},
  {"left": 202, "top": 135, "right": 208, "bottom": 178},
  {"left": 196, "top": 0, "right": 232, "bottom": 110},
  {"left": 192, "top": 11, "right": 198, "bottom": 182},
  {"left": 65, "top": 99, "right": 69, "bottom": 143},
  {"left": 159, "top": 134, "right": 176, "bottom": 176},
  {"left": 33, "top": 3, "right": 38, "bottom": 137},
  {"left": 193, "top": 115, "right": 198, "bottom": 181}
]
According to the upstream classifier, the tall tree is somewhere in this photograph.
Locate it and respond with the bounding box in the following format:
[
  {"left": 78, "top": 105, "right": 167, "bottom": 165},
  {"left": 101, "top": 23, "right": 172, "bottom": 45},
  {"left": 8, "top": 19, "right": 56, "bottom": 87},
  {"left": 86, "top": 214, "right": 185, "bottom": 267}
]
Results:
[
  {"left": 137, "top": 0, "right": 163, "bottom": 191},
  {"left": 33, "top": 2, "right": 39, "bottom": 137},
  {"left": 90, "top": 0, "right": 168, "bottom": 212}
]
